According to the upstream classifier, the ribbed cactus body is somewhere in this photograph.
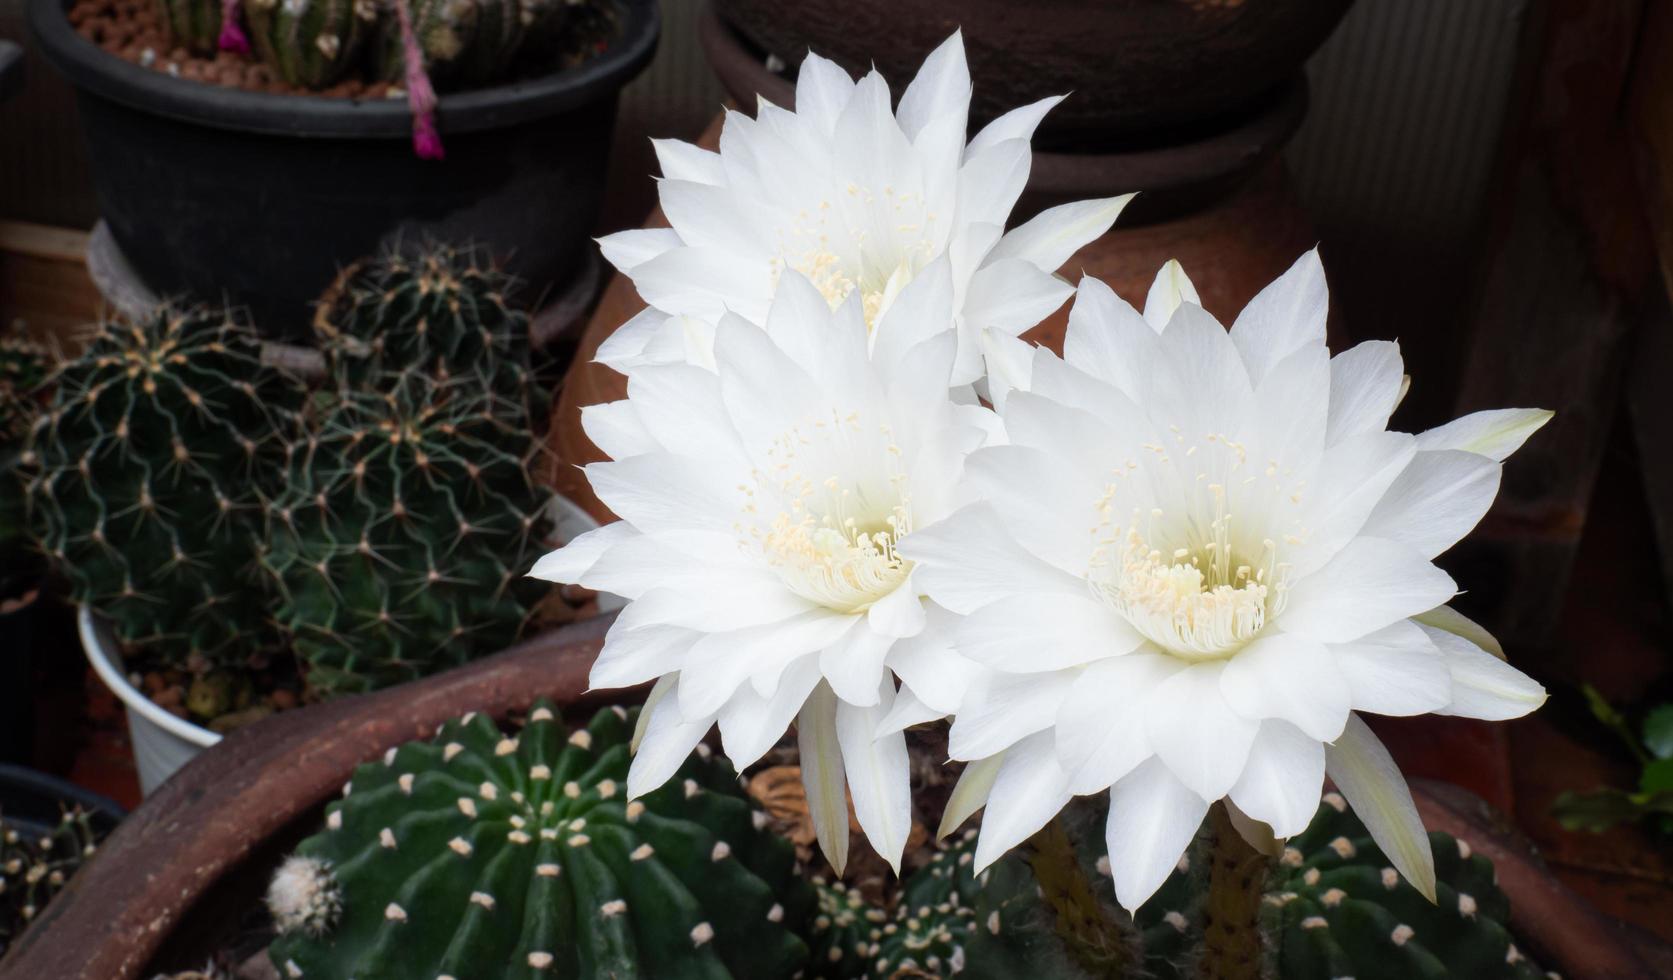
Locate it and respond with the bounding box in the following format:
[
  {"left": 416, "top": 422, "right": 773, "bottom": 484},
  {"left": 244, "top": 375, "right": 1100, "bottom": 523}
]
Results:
[
  {"left": 154, "top": 0, "right": 223, "bottom": 54},
  {"left": 25, "top": 308, "right": 301, "bottom": 668},
  {"left": 264, "top": 372, "right": 550, "bottom": 696},
  {"left": 378, "top": 0, "right": 525, "bottom": 90},
  {"left": 1, "top": 809, "right": 102, "bottom": 956},
  {"left": 246, "top": 0, "right": 374, "bottom": 88},
  {"left": 313, "top": 243, "right": 541, "bottom": 420},
  {"left": 269, "top": 702, "right": 815, "bottom": 979}
]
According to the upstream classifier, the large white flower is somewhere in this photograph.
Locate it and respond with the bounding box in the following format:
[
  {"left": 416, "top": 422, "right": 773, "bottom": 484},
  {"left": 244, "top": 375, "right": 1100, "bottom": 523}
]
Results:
[
  {"left": 531, "top": 266, "right": 991, "bottom": 874},
  {"left": 901, "top": 252, "right": 1552, "bottom": 911},
  {"left": 593, "top": 31, "right": 1132, "bottom": 386}
]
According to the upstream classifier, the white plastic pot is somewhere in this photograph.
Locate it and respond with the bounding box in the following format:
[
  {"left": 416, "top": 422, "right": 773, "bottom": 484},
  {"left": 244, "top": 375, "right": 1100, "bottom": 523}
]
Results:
[
  {"left": 79, "top": 494, "right": 617, "bottom": 797},
  {"left": 78, "top": 607, "right": 221, "bottom": 797}
]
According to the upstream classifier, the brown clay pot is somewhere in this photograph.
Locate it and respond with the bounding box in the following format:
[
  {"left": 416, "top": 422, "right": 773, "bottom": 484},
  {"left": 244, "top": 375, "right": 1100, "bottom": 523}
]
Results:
[
  {"left": 711, "top": 0, "right": 1351, "bottom": 149},
  {"left": 0, "top": 609, "right": 1662, "bottom": 979}
]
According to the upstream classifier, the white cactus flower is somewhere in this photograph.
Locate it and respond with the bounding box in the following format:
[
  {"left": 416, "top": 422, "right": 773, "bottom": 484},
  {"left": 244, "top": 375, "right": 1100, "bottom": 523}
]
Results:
[
  {"left": 531, "top": 268, "right": 992, "bottom": 874},
  {"left": 900, "top": 252, "right": 1552, "bottom": 911},
  {"left": 593, "top": 31, "right": 1133, "bottom": 386}
]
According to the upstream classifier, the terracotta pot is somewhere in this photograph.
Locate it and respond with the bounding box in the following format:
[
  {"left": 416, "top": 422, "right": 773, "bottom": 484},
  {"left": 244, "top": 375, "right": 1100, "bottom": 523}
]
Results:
[
  {"left": 2, "top": 615, "right": 1663, "bottom": 979},
  {"left": 711, "top": 0, "right": 1352, "bottom": 149}
]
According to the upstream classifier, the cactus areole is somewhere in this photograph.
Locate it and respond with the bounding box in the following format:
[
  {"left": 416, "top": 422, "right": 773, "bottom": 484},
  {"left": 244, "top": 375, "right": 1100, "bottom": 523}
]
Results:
[{"left": 26, "top": 0, "right": 658, "bottom": 335}]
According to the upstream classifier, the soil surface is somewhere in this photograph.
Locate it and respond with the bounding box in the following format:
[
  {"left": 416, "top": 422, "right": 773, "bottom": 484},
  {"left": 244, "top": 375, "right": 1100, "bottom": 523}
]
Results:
[{"left": 68, "top": 0, "right": 615, "bottom": 98}]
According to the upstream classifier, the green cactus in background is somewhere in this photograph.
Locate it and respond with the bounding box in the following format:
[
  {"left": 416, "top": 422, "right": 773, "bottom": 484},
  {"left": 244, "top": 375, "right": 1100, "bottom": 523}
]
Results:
[
  {"left": 153, "top": 0, "right": 223, "bottom": 55},
  {"left": 0, "top": 809, "right": 103, "bottom": 957},
  {"left": 24, "top": 307, "right": 302, "bottom": 669},
  {"left": 0, "top": 327, "right": 51, "bottom": 600},
  {"left": 313, "top": 241, "right": 542, "bottom": 421},
  {"left": 805, "top": 878, "right": 884, "bottom": 979},
  {"left": 376, "top": 0, "right": 527, "bottom": 91},
  {"left": 263, "top": 370, "right": 551, "bottom": 696},
  {"left": 268, "top": 701, "right": 816, "bottom": 979},
  {"left": 245, "top": 0, "right": 377, "bottom": 88}
]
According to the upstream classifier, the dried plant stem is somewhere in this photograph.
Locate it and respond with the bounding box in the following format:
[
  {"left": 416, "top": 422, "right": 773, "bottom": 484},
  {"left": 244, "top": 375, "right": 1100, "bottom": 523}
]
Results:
[
  {"left": 1195, "top": 802, "right": 1270, "bottom": 980},
  {"left": 1024, "top": 817, "right": 1136, "bottom": 978}
]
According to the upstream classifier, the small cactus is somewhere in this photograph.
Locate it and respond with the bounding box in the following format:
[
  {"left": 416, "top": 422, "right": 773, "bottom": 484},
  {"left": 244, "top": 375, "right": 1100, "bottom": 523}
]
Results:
[
  {"left": 152, "top": 0, "right": 224, "bottom": 55},
  {"left": 805, "top": 878, "right": 883, "bottom": 979},
  {"left": 263, "top": 370, "right": 551, "bottom": 696},
  {"left": 268, "top": 701, "right": 816, "bottom": 978},
  {"left": 245, "top": 0, "right": 377, "bottom": 88},
  {"left": 24, "top": 307, "right": 302, "bottom": 671},
  {"left": 377, "top": 0, "right": 526, "bottom": 92},
  {"left": 0, "top": 808, "right": 103, "bottom": 956}
]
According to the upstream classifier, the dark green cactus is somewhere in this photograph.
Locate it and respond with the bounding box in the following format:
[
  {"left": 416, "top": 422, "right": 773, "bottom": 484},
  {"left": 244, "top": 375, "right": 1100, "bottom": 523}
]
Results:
[
  {"left": 376, "top": 0, "right": 526, "bottom": 91},
  {"left": 313, "top": 241, "right": 542, "bottom": 422},
  {"left": 24, "top": 307, "right": 302, "bottom": 670},
  {"left": 0, "top": 327, "right": 50, "bottom": 599},
  {"left": 245, "top": 0, "right": 376, "bottom": 88},
  {"left": 805, "top": 878, "right": 884, "bottom": 979},
  {"left": 263, "top": 370, "right": 551, "bottom": 696},
  {"left": 268, "top": 701, "right": 816, "bottom": 979},
  {"left": 0, "top": 808, "right": 102, "bottom": 956},
  {"left": 153, "top": 0, "right": 223, "bottom": 55}
]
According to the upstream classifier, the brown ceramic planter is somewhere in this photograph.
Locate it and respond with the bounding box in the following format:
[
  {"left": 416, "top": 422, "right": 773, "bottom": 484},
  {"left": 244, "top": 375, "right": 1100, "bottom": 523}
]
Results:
[
  {"left": 711, "top": 0, "right": 1351, "bottom": 149},
  {"left": 0, "top": 615, "right": 622, "bottom": 980},
  {"left": 2, "top": 617, "right": 1662, "bottom": 980}
]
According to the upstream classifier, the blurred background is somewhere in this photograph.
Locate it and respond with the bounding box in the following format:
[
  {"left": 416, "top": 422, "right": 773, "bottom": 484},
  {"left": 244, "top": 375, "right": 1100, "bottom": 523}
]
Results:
[{"left": 2, "top": 0, "right": 1670, "bottom": 965}]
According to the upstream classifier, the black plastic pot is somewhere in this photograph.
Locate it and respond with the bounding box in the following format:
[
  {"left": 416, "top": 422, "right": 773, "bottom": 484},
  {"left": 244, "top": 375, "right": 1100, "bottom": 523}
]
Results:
[
  {"left": 29, "top": 0, "right": 658, "bottom": 337},
  {"left": 0, "top": 40, "right": 23, "bottom": 103},
  {"left": 0, "top": 592, "right": 43, "bottom": 765},
  {"left": 0, "top": 763, "right": 125, "bottom": 842}
]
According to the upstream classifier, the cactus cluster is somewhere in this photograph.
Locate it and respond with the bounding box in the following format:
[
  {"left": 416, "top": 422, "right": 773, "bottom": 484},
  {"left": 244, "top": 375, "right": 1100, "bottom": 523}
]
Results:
[
  {"left": 244, "top": 0, "right": 378, "bottom": 88},
  {"left": 313, "top": 241, "right": 541, "bottom": 419},
  {"left": 0, "top": 808, "right": 102, "bottom": 956},
  {"left": 268, "top": 701, "right": 816, "bottom": 978},
  {"left": 24, "top": 307, "right": 302, "bottom": 669},
  {"left": 263, "top": 370, "right": 550, "bottom": 696}
]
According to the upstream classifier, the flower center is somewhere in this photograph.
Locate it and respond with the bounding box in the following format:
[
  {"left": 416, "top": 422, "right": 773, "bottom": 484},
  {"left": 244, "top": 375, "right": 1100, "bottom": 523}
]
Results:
[
  {"left": 738, "top": 412, "right": 914, "bottom": 614},
  {"left": 788, "top": 251, "right": 917, "bottom": 332},
  {"left": 1088, "top": 466, "right": 1293, "bottom": 661}
]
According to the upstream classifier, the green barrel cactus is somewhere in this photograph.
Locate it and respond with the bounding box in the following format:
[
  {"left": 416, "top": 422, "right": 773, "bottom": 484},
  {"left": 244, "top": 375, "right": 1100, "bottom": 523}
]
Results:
[
  {"left": 375, "top": 0, "right": 526, "bottom": 91},
  {"left": 313, "top": 242, "right": 541, "bottom": 421},
  {"left": 152, "top": 0, "right": 223, "bottom": 55},
  {"left": 263, "top": 370, "right": 551, "bottom": 696},
  {"left": 25, "top": 307, "right": 302, "bottom": 669},
  {"left": 245, "top": 0, "right": 376, "bottom": 88},
  {"left": 1, "top": 809, "right": 102, "bottom": 956},
  {"left": 268, "top": 701, "right": 816, "bottom": 979},
  {"left": 805, "top": 878, "right": 885, "bottom": 979}
]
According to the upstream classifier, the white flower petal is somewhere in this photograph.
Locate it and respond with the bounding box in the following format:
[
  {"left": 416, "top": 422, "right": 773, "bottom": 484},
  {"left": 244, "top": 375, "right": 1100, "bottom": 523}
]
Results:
[
  {"left": 954, "top": 593, "right": 1143, "bottom": 672},
  {"left": 884, "top": 611, "right": 972, "bottom": 715},
  {"left": 987, "top": 194, "right": 1137, "bottom": 273},
  {"left": 652, "top": 138, "right": 725, "bottom": 184},
  {"left": 794, "top": 52, "right": 857, "bottom": 136},
  {"left": 1061, "top": 275, "right": 1166, "bottom": 402},
  {"left": 894, "top": 30, "right": 970, "bottom": 141},
  {"left": 528, "top": 521, "right": 635, "bottom": 583},
  {"left": 797, "top": 683, "right": 851, "bottom": 875},
  {"left": 1280, "top": 537, "right": 1457, "bottom": 644},
  {"left": 1143, "top": 259, "right": 1200, "bottom": 331},
  {"left": 1414, "top": 408, "right": 1553, "bottom": 461},
  {"left": 947, "top": 668, "right": 1075, "bottom": 761},
  {"left": 1421, "top": 624, "right": 1547, "bottom": 720},
  {"left": 836, "top": 681, "right": 913, "bottom": 872},
  {"left": 939, "top": 753, "right": 1003, "bottom": 839},
  {"left": 677, "top": 610, "right": 856, "bottom": 718},
  {"left": 820, "top": 621, "right": 895, "bottom": 707},
  {"left": 872, "top": 257, "right": 956, "bottom": 368},
  {"left": 1228, "top": 247, "right": 1328, "bottom": 387},
  {"left": 1105, "top": 757, "right": 1210, "bottom": 912},
  {"left": 1056, "top": 651, "right": 1177, "bottom": 794},
  {"left": 1289, "top": 430, "right": 1416, "bottom": 579},
  {"left": 627, "top": 681, "right": 714, "bottom": 800},
  {"left": 1220, "top": 632, "right": 1352, "bottom": 741},
  {"left": 1227, "top": 720, "right": 1325, "bottom": 838},
  {"left": 1145, "top": 661, "right": 1259, "bottom": 801},
  {"left": 956, "top": 138, "right": 1032, "bottom": 231},
  {"left": 716, "top": 654, "right": 823, "bottom": 768},
  {"left": 902, "top": 503, "right": 1089, "bottom": 614},
  {"left": 972, "top": 732, "right": 1074, "bottom": 872},
  {"left": 963, "top": 258, "right": 1073, "bottom": 336},
  {"left": 960, "top": 444, "right": 1102, "bottom": 572},
  {"left": 594, "top": 308, "right": 672, "bottom": 371},
  {"left": 584, "top": 453, "right": 741, "bottom": 535},
  {"left": 966, "top": 95, "right": 1062, "bottom": 157},
  {"left": 590, "top": 620, "right": 699, "bottom": 690},
  {"left": 1329, "top": 620, "right": 1452, "bottom": 717},
  {"left": 868, "top": 579, "right": 927, "bottom": 638},
  {"left": 874, "top": 683, "right": 946, "bottom": 737},
  {"left": 1359, "top": 449, "right": 1501, "bottom": 559},
  {"left": 580, "top": 400, "right": 658, "bottom": 459},
  {"left": 629, "top": 246, "right": 773, "bottom": 323},
  {"left": 1325, "top": 714, "right": 1436, "bottom": 902},
  {"left": 1326, "top": 340, "right": 1404, "bottom": 445},
  {"left": 1413, "top": 604, "right": 1505, "bottom": 660},
  {"left": 624, "top": 363, "right": 747, "bottom": 463},
  {"left": 978, "top": 327, "right": 1035, "bottom": 413},
  {"left": 598, "top": 228, "right": 683, "bottom": 274}
]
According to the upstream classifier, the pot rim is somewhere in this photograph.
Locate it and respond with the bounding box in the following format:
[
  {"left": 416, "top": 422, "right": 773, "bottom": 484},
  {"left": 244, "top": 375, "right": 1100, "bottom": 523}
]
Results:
[
  {"left": 26, "top": 0, "right": 659, "bottom": 139},
  {"left": 78, "top": 606, "right": 224, "bottom": 749}
]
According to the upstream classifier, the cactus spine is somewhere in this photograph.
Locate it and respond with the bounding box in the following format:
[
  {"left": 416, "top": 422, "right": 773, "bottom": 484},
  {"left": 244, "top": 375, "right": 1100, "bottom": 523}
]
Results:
[
  {"left": 245, "top": 0, "right": 376, "bottom": 88},
  {"left": 24, "top": 308, "right": 302, "bottom": 670},
  {"left": 268, "top": 702, "right": 816, "bottom": 979}
]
